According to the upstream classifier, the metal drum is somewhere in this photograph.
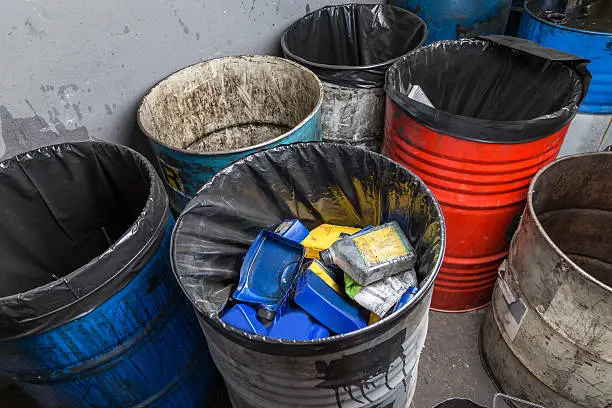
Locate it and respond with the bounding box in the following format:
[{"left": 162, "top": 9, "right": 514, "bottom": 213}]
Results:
[
  {"left": 481, "top": 152, "right": 612, "bottom": 408},
  {"left": 0, "top": 142, "right": 217, "bottom": 407},
  {"left": 519, "top": 0, "right": 612, "bottom": 156},
  {"left": 138, "top": 55, "right": 323, "bottom": 213},
  {"left": 389, "top": 0, "right": 512, "bottom": 42},
  {"left": 172, "top": 143, "right": 446, "bottom": 408},
  {"left": 282, "top": 4, "right": 426, "bottom": 152}
]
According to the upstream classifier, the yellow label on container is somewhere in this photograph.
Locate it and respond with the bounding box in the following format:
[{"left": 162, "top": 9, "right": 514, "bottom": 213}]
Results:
[
  {"left": 353, "top": 225, "right": 408, "bottom": 266},
  {"left": 302, "top": 224, "right": 361, "bottom": 259},
  {"left": 309, "top": 260, "right": 342, "bottom": 294}
]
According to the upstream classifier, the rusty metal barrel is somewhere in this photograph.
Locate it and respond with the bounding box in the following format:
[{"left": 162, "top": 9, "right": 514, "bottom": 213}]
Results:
[{"left": 481, "top": 151, "right": 612, "bottom": 408}]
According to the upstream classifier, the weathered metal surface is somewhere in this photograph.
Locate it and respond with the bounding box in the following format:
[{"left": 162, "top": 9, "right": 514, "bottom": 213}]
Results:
[
  {"left": 558, "top": 112, "right": 612, "bottom": 156},
  {"left": 138, "top": 55, "right": 323, "bottom": 212},
  {"left": 321, "top": 82, "right": 386, "bottom": 152},
  {"left": 389, "top": 0, "right": 512, "bottom": 42},
  {"left": 481, "top": 152, "right": 612, "bottom": 408},
  {"left": 519, "top": 2, "right": 612, "bottom": 114}
]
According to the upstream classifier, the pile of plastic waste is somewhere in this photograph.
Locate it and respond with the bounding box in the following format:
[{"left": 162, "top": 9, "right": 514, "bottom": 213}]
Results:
[{"left": 220, "top": 220, "right": 420, "bottom": 340}]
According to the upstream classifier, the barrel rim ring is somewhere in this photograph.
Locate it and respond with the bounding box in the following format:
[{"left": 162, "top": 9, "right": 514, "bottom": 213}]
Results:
[
  {"left": 523, "top": 1, "right": 612, "bottom": 37},
  {"left": 527, "top": 151, "right": 612, "bottom": 293},
  {"left": 137, "top": 55, "right": 324, "bottom": 156},
  {"left": 280, "top": 4, "right": 428, "bottom": 72},
  {"left": 171, "top": 141, "right": 447, "bottom": 349}
]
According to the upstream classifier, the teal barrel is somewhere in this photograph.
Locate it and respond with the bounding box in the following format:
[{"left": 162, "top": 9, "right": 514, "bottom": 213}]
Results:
[
  {"left": 0, "top": 142, "right": 218, "bottom": 407},
  {"left": 138, "top": 55, "right": 323, "bottom": 213}
]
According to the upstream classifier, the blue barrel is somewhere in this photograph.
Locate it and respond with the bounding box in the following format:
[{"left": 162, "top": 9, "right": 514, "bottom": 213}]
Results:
[
  {"left": 389, "top": 0, "right": 512, "bottom": 43},
  {"left": 138, "top": 55, "right": 323, "bottom": 213},
  {"left": 518, "top": 4, "right": 612, "bottom": 114},
  {"left": 0, "top": 142, "right": 217, "bottom": 407}
]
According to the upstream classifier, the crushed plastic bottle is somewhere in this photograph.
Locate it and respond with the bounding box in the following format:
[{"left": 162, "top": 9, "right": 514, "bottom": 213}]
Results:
[
  {"left": 320, "top": 221, "right": 416, "bottom": 286},
  {"left": 345, "top": 268, "right": 419, "bottom": 317},
  {"left": 233, "top": 230, "right": 305, "bottom": 318},
  {"left": 301, "top": 224, "right": 361, "bottom": 259}
]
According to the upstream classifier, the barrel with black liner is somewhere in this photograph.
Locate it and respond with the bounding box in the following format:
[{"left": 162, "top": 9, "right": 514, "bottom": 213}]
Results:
[
  {"left": 0, "top": 142, "right": 217, "bottom": 407},
  {"left": 172, "top": 143, "right": 446, "bottom": 408},
  {"left": 384, "top": 35, "right": 590, "bottom": 312},
  {"left": 282, "top": 4, "right": 426, "bottom": 151}
]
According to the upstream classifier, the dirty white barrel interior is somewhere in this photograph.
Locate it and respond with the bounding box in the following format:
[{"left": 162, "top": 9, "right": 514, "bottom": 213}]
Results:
[{"left": 138, "top": 55, "right": 322, "bottom": 153}]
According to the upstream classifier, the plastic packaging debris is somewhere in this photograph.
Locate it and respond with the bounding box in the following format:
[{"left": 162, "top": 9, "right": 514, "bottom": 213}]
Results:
[
  {"left": 345, "top": 269, "right": 419, "bottom": 317},
  {"left": 221, "top": 303, "right": 268, "bottom": 335},
  {"left": 294, "top": 262, "right": 367, "bottom": 334},
  {"left": 301, "top": 224, "right": 361, "bottom": 259},
  {"left": 308, "top": 259, "right": 343, "bottom": 294},
  {"left": 368, "top": 312, "right": 381, "bottom": 325},
  {"left": 320, "top": 221, "right": 416, "bottom": 286},
  {"left": 233, "top": 230, "right": 305, "bottom": 317},
  {"left": 274, "top": 219, "right": 309, "bottom": 243},
  {"left": 268, "top": 305, "right": 330, "bottom": 340},
  {"left": 393, "top": 286, "right": 420, "bottom": 312}
]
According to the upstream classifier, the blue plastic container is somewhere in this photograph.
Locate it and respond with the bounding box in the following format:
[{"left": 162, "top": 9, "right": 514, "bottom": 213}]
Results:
[
  {"left": 0, "top": 143, "right": 217, "bottom": 407},
  {"left": 518, "top": 4, "right": 612, "bottom": 114},
  {"left": 138, "top": 55, "right": 324, "bottom": 213},
  {"left": 268, "top": 306, "right": 329, "bottom": 341},
  {"left": 390, "top": 0, "right": 512, "bottom": 43},
  {"left": 233, "top": 230, "right": 305, "bottom": 315},
  {"left": 221, "top": 304, "right": 268, "bottom": 336},
  {"left": 294, "top": 267, "right": 367, "bottom": 335},
  {"left": 274, "top": 219, "right": 310, "bottom": 243},
  {"left": 393, "top": 286, "right": 420, "bottom": 312}
]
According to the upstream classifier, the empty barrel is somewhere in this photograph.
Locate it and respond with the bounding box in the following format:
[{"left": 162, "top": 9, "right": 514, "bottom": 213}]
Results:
[
  {"left": 519, "top": 0, "right": 612, "bottom": 156},
  {"left": 384, "top": 35, "right": 590, "bottom": 312},
  {"left": 481, "top": 151, "right": 612, "bottom": 408},
  {"left": 0, "top": 142, "right": 217, "bottom": 407},
  {"left": 389, "top": 0, "right": 512, "bottom": 42},
  {"left": 172, "top": 143, "right": 446, "bottom": 408},
  {"left": 282, "top": 4, "right": 426, "bottom": 152},
  {"left": 138, "top": 55, "right": 323, "bottom": 213}
]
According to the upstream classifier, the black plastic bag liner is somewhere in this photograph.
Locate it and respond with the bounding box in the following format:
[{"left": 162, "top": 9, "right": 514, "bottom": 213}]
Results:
[
  {"left": 0, "top": 142, "right": 170, "bottom": 339},
  {"left": 172, "top": 142, "right": 445, "bottom": 343},
  {"left": 385, "top": 35, "right": 591, "bottom": 143},
  {"left": 281, "top": 4, "right": 427, "bottom": 88}
]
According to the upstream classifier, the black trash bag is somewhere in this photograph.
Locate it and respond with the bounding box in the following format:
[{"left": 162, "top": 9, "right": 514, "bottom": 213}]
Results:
[
  {"left": 0, "top": 142, "right": 170, "bottom": 339},
  {"left": 281, "top": 4, "right": 427, "bottom": 88},
  {"left": 172, "top": 143, "right": 445, "bottom": 335},
  {"left": 385, "top": 35, "right": 591, "bottom": 143}
]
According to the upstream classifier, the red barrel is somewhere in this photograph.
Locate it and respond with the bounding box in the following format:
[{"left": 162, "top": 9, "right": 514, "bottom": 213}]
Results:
[{"left": 383, "top": 36, "right": 590, "bottom": 312}]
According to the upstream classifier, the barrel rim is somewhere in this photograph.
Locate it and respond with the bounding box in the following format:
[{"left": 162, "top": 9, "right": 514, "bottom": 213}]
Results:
[
  {"left": 170, "top": 142, "right": 447, "bottom": 348},
  {"left": 0, "top": 141, "right": 171, "bottom": 339},
  {"left": 523, "top": 1, "right": 612, "bottom": 37},
  {"left": 137, "top": 55, "right": 324, "bottom": 156},
  {"left": 280, "top": 4, "right": 428, "bottom": 72},
  {"left": 527, "top": 151, "right": 612, "bottom": 293}
]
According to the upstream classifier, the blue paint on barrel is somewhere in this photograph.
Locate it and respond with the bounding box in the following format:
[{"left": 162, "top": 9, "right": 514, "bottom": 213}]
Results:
[
  {"left": 519, "top": 7, "right": 612, "bottom": 114},
  {"left": 0, "top": 223, "right": 218, "bottom": 407},
  {"left": 138, "top": 55, "right": 324, "bottom": 213},
  {"left": 149, "top": 110, "right": 322, "bottom": 212},
  {"left": 389, "top": 0, "right": 512, "bottom": 43}
]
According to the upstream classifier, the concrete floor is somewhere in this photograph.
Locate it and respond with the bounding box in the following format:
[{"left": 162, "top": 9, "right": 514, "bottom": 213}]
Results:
[{"left": 2, "top": 308, "right": 507, "bottom": 408}]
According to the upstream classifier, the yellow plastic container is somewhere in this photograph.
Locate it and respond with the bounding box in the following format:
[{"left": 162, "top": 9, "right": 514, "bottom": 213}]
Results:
[{"left": 302, "top": 224, "right": 360, "bottom": 259}]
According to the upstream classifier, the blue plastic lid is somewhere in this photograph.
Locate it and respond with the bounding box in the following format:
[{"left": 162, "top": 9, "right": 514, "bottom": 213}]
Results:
[
  {"left": 268, "top": 306, "right": 329, "bottom": 340},
  {"left": 393, "top": 286, "right": 419, "bottom": 312},
  {"left": 233, "top": 230, "right": 305, "bottom": 313},
  {"left": 221, "top": 303, "right": 268, "bottom": 335},
  {"left": 294, "top": 269, "right": 366, "bottom": 335},
  {"left": 274, "top": 220, "right": 309, "bottom": 243}
]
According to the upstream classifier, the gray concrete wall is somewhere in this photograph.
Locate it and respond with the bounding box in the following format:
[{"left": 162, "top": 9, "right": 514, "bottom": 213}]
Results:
[{"left": 0, "top": 0, "right": 382, "bottom": 160}]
